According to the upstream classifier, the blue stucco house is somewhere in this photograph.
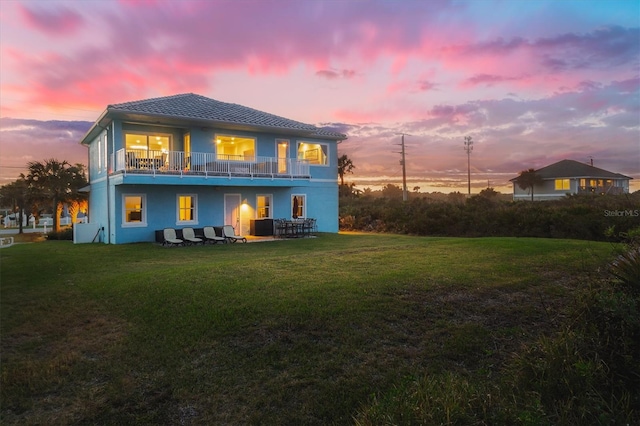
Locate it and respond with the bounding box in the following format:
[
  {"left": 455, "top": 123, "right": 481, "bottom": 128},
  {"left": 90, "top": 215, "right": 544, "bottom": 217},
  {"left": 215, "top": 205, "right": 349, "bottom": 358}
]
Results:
[{"left": 79, "top": 93, "right": 347, "bottom": 244}]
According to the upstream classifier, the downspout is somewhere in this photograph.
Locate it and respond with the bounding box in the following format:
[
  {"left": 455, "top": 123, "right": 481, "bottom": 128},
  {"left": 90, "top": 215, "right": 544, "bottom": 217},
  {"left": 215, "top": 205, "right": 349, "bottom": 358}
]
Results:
[
  {"left": 107, "top": 124, "right": 114, "bottom": 244},
  {"left": 95, "top": 123, "right": 111, "bottom": 244}
]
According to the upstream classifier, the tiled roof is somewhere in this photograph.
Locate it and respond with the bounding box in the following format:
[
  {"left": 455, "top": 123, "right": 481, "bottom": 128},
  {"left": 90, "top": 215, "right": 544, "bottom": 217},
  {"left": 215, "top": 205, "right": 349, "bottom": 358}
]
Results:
[
  {"left": 510, "top": 159, "right": 632, "bottom": 181},
  {"left": 108, "top": 93, "right": 346, "bottom": 139}
]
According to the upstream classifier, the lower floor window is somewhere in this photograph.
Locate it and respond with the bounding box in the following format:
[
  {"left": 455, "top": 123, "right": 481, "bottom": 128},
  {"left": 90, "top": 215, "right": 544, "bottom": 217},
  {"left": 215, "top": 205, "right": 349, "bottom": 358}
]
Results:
[
  {"left": 178, "top": 195, "right": 197, "bottom": 223},
  {"left": 123, "top": 194, "right": 145, "bottom": 225},
  {"left": 292, "top": 194, "right": 306, "bottom": 219},
  {"left": 257, "top": 194, "right": 272, "bottom": 218}
]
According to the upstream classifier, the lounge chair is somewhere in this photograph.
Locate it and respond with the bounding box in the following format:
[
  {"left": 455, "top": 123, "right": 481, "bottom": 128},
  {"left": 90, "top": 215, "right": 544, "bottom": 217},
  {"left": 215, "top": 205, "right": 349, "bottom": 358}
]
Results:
[
  {"left": 163, "top": 228, "right": 184, "bottom": 247},
  {"left": 203, "top": 226, "right": 226, "bottom": 244},
  {"left": 182, "top": 227, "right": 204, "bottom": 245},
  {"left": 223, "top": 225, "right": 247, "bottom": 243}
]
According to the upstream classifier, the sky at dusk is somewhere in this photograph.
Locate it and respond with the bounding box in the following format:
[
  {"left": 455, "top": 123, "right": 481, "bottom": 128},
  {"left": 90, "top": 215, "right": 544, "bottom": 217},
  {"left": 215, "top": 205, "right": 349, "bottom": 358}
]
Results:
[{"left": 1, "top": 0, "right": 638, "bottom": 193}]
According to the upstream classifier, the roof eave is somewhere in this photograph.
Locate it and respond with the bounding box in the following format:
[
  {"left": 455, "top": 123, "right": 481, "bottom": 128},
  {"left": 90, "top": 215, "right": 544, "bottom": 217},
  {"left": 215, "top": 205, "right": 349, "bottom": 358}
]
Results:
[
  {"left": 79, "top": 108, "right": 112, "bottom": 145},
  {"left": 109, "top": 108, "right": 346, "bottom": 140}
]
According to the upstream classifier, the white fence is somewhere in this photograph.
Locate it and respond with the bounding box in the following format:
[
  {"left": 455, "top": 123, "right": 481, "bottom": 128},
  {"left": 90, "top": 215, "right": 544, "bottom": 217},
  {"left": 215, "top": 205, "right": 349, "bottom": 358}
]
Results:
[{"left": 73, "top": 223, "right": 102, "bottom": 244}]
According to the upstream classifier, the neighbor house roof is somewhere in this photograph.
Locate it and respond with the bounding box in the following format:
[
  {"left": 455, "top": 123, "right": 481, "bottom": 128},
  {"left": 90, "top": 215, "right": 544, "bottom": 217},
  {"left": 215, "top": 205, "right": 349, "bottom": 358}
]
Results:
[
  {"left": 510, "top": 159, "right": 633, "bottom": 182},
  {"left": 80, "top": 93, "right": 347, "bottom": 144}
]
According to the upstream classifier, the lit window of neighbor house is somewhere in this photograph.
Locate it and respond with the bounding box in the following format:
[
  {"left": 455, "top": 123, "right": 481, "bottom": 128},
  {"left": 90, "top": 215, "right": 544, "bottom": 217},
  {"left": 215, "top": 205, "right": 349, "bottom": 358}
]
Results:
[{"left": 555, "top": 179, "right": 570, "bottom": 190}]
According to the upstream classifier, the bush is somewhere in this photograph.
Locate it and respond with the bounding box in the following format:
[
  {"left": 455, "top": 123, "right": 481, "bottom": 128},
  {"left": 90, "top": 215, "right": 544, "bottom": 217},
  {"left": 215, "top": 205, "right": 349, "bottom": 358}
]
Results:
[
  {"left": 46, "top": 228, "right": 73, "bottom": 240},
  {"left": 340, "top": 193, "right": 640, "bottom": 242}
]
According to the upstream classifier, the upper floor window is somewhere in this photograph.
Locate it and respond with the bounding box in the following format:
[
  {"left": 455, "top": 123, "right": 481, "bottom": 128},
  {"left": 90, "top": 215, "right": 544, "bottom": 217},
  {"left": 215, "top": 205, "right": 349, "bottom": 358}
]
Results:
[
  {"left": 216, "top": 135, "right": 255, "bottom": 161},
  {"left": 554, "top": 179, "right": 570, "bottom": 190},
  {"left": 125, "top": 133, "right": 170, "bottom": 158},
  {"left": 97, "top": 134, "right": 103, "bottom": 172},
  {"left": 298, "top": 142, "right": 328, "bottom": 165}
]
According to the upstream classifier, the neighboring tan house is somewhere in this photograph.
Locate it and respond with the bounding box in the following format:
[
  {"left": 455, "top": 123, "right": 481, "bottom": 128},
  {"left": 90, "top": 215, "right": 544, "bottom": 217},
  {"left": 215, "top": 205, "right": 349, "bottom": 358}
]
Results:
[
  {"left": 79, "top": 93, "right": 347, "bottom": 244},
  {"left": 510, "top": 159, "right": 632, "bottom": 201}
]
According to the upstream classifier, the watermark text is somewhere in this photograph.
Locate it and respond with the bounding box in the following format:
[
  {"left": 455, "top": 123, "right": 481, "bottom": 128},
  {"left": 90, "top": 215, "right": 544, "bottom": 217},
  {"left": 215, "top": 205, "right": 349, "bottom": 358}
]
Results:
[{"left": 604, "top": 209, "right": 639, "bottom": 217}]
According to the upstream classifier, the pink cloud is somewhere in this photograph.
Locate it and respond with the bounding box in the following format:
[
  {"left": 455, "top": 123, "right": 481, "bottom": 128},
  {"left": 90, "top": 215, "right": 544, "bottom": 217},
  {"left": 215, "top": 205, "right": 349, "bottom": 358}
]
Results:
[
  {"left": 462, "top": 73, "right": 525, "bottom": 87},
  {"left": 18, "top": 5, "right": 83, "bottom": 36},
  {"left": 4, "top": 1, "right": 473, "bottom": 113},
  {"left": 316, "top": 69, "right": 357, "bottom": 80}
]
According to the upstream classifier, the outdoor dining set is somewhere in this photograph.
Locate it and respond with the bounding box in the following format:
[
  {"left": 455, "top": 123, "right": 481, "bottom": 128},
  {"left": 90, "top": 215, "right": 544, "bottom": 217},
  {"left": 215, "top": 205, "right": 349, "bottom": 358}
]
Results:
[{"left": 274, "top": 218, "right": 317, "bottom": 238}]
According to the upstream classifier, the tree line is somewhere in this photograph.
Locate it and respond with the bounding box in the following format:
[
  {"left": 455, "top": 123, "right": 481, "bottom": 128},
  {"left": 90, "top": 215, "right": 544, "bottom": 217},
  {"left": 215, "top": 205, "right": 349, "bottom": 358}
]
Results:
[
  {"left": 337, "top": 152, "right": 640, "bottom": 241},
  {"left": 339, "top": 186, "right": 640, "bottom": 242},
  {"left": 0, "top": 159, "right": 88, "bottom": 233}
]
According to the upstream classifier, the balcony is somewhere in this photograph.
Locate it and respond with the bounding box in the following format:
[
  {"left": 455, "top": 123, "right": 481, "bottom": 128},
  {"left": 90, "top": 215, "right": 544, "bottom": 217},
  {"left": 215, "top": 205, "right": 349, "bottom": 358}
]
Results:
[{"left": 113, "top": 149, "right": 310, "bottom": 179}]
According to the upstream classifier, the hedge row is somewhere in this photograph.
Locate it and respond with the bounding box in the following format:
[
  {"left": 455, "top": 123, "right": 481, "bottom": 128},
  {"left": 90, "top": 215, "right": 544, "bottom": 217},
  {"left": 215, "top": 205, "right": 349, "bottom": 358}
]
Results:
[{"left": 339, "top": 193, "right": 640, "bottom": 241}]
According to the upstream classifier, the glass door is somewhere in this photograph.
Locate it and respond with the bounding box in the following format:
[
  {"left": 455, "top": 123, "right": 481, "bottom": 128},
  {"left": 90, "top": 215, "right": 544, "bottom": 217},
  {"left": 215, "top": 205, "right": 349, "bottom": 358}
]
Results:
[{"left": 277, "top": 139, "right": 288, "bottom": 174}]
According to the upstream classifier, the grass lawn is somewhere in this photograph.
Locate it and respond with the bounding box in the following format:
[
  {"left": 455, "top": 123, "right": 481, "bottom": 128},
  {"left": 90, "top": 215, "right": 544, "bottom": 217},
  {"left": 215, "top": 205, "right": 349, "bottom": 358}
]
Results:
[{"left": 0, "top": 233, "right": 618, "bottom": 424}]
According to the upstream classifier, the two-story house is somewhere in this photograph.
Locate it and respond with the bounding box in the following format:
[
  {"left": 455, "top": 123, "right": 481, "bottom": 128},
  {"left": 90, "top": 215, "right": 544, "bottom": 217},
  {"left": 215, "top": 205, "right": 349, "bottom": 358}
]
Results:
[{"left": 79, "top": 93, "right": 347, "bottom": 244}]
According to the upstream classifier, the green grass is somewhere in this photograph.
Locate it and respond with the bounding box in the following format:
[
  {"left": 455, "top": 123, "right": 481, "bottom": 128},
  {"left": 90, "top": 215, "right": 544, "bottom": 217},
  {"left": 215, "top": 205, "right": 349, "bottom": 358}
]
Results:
[{"left": 0, "top": 233, "right": 618, "bottom": 424}]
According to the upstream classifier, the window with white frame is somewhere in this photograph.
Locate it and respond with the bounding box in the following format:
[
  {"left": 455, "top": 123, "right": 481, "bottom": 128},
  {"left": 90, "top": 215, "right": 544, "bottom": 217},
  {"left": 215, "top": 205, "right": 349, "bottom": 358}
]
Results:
[
  {"left": 177, "top": 194, "right": 197, "bottom": 223},
  {"left": 554, "top": 179, "right": 570, "bottom": 190},
  {"left": 257, "top": 194, "right": 272, "bottom": 219},
  {"left": 97, "top": 134, "right": 103, "bottom": 172},
  {"left": 215, "top": 135, "right": 256, "bottom": 161},
  {"left": 297, "top": 142, "right": 328, "bottom": 165},
  {"left": 125, "top": 132, "right": 171, "bottom": 159},
  {"left": 276, "top": 139, "right": 289, "bottom": 173},
  {"left": 123, "top": 194, "right": 146, "bottom": 226},
  {"left": 102, "top": 134, "right": 108, "bottom": 171},
  {"left": 292, "top": 194, "right": 306, "bottom": 219}
]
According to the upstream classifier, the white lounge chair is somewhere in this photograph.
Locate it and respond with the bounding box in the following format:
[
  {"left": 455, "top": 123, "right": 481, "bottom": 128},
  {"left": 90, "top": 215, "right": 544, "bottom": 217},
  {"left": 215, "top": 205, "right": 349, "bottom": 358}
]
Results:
[
  {"left": 163, "top": 228, "right": 184, "bottom": 247},
  {"left": 182, "top": 227, "right": 204, "bottom": 245},
  {"left": 223, "top": 225, "right": 247, "bottom": 243},
  {"left": 203, "top": 226, "right": 226, "bottom": 244}
]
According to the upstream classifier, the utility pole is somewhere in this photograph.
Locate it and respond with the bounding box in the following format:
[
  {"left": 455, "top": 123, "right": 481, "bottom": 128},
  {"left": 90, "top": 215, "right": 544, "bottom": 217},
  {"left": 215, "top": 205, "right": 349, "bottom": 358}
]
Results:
[
  {"left": 463, "top": 136, "right": 473, "bottom": 195},
  {"left": 395, "top": 134, "right": 408, "bottom": 201}
]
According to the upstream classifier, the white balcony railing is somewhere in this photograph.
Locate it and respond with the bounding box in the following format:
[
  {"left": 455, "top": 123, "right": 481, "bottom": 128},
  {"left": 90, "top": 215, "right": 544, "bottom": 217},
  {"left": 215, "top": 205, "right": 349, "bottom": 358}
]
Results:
[{"left": 113, "top": 149, "right": 310, "bottom": 178}]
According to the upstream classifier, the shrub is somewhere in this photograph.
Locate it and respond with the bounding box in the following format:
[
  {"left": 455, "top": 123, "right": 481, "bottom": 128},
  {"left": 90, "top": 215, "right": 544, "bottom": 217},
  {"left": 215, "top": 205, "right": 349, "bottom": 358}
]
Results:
[
  {"left": 46, "top": 228, "right": 73, "bottom": 240},
  {"left": 610, "top": 246, "right": 640, "bottom": 290},
  {"left": 340, "top": 193, "right": 640, "bottom": 242}
]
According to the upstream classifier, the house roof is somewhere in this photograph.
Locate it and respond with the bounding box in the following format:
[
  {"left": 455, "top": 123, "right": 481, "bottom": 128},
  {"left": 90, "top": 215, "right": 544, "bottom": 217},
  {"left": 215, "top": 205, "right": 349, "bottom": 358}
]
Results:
[
  {"left": 509, "top": 159, "right": 633, "bottom": 181},
  {"left": 80, "top": 93, "right": 347, "bottom": 144}
]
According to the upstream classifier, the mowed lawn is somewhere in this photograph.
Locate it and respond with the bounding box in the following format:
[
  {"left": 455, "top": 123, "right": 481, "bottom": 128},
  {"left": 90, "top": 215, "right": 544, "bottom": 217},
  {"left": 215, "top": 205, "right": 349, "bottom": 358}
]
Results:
[{"left": 1, "top": 233, "right": 614, "bottom": 425}]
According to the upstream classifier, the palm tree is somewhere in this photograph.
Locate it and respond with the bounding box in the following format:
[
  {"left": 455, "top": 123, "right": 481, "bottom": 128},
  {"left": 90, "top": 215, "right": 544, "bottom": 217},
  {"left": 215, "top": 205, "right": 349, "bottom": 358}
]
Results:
[
  {"left": 23, "top": 159, "right": 87, "bottom": 232},
  {"left": 516, "top": 168, "right": 544, "bottom": 201},
  {"left": 0, "top": 178, "right": 30, "bottom": 234},
  {"left": 337, "top": 154, "right": 355, "bottom": 186}
]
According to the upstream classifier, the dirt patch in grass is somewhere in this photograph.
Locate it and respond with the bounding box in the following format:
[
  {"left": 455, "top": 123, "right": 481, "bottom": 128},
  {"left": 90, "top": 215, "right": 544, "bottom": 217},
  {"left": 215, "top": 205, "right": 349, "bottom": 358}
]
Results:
[
  {"left": 3, "top": 233, "right": 47, "bottom": 243},
  {"left": 1, "top": 303, "right": 130, "bottom": 425}
]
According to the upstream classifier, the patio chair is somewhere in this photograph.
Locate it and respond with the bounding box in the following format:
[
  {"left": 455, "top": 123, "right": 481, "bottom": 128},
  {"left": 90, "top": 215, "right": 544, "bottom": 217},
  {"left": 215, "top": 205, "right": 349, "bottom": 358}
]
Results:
[
  {"left": 163, "top": 228, "right": 184, "bottom": 247},
  {"left": 203, "top": 226, "right": 226, "bottom": 244},
  {"left": 182, "top": 227, "right": 204, "bottom": 245},
  {"left": 223, "top": 225, "right": 247, "bottom": 243},
  {"left": 274, "top": 218, "right": 287, "bottom": 238}
]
